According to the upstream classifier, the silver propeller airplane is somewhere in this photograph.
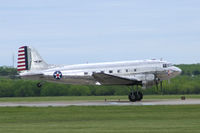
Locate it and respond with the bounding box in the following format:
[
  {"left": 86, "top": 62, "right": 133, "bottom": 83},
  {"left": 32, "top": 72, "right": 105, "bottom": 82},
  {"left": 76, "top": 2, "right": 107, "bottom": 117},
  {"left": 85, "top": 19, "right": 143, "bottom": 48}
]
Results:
[{"left": 18, "top": 46, "right": 182, "bottom": 102}]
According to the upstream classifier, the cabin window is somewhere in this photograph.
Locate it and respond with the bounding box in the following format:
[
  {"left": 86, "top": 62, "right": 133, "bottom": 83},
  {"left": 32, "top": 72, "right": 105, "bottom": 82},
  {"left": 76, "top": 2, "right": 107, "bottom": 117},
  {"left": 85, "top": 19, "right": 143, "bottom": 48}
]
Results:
[
  {"left": 163, "top": 64, "right": 167, "bottom": 68},
  {"left": 84, "top": 72, "right": 88, "bottom": 75},
  {"left": 134, "top": 69, "right": 137, "bottom": 72},
  {"left": 117, "top": 70, "right": 121, "bottom": 73},
  {"left": 126, "top": 69, "right": 129, "bottom": 72},
  {"left": 109, "top": 70, "right": 113, "bottom": 73}
]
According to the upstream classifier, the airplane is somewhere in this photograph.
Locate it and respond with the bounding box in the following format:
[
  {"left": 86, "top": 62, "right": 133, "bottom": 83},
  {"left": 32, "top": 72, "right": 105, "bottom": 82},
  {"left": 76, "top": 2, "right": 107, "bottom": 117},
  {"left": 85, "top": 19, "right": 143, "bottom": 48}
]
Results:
[{"left": 17, "top": 46, "right": 182, "bottom": 102}]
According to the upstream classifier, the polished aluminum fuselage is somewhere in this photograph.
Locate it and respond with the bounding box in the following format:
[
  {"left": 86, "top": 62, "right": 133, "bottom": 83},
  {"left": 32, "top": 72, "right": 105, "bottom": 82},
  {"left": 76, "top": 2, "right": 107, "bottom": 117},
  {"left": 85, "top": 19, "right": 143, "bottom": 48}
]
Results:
[{"left": 20, "top": 60, "right": 181, "bottom": 87}]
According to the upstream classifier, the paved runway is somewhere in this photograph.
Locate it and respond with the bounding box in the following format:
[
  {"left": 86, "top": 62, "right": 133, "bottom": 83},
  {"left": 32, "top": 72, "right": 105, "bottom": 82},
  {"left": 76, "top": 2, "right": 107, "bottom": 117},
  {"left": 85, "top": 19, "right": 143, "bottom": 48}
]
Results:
[{"left": 0, "top": 99, "right": 200, "bottom": 107}]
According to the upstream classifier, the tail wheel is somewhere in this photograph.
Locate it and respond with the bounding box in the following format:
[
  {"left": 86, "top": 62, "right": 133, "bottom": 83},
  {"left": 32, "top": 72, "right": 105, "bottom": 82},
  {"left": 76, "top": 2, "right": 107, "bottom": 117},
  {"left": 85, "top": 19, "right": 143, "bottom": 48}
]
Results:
[{"left": 37, "top": 83, "right": 42, "bottom": 88}]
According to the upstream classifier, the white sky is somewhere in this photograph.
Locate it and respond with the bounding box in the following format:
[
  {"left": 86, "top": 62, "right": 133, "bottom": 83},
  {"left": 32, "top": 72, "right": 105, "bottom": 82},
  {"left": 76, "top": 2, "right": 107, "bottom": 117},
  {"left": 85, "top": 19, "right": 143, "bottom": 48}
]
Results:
[{"left": 0, "top": 0, "right": 200, "bottom": 66}]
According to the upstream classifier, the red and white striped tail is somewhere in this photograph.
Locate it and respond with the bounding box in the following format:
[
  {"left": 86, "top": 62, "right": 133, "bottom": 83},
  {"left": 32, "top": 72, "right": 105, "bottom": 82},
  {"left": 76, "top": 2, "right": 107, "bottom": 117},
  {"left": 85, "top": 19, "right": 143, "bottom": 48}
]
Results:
[{"left": 17, "top": 46, "right": 29, "bottom": 71}]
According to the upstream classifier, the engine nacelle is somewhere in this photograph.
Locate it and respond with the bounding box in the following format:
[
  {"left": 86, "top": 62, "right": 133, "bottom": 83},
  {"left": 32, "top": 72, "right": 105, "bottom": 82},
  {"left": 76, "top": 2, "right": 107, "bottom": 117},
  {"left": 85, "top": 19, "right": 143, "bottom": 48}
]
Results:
[
  {"left": 134, "top": 73, "right": 155, "bottom": 81},
  {"left": 142, "top": 80, "right": 155, "bottom": 89},
  {"left": 134, "top": 74, "right": 156, "bottom": 89}
]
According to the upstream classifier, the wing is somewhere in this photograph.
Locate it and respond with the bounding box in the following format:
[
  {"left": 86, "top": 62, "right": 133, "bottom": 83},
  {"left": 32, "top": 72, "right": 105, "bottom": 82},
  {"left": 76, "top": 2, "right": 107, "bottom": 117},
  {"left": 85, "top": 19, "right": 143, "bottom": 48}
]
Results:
[{"left": 92, "top": 73, "right": 142, "bottom": 85}]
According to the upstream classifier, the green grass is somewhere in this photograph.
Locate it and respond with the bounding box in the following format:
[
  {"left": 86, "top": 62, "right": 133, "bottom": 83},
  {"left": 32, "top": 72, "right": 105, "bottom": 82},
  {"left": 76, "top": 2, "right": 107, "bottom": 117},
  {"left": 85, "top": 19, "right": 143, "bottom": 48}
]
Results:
[
  {"left": 0, "top": 105, "right": 200, "bottom": 133},
  {"left": 0, "top": 95, "right": 199, "bottom": 102}
]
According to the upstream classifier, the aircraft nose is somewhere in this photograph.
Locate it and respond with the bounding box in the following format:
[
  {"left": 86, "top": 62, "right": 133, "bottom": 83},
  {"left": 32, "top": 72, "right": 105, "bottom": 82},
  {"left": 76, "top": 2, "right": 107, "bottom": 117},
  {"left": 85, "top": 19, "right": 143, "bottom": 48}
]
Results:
[
  {"left": 172, "top": 66, "right": 182, "bottom": 76},
  {"left": 176, "top": 67, "right": 182, "bottom": 74}
]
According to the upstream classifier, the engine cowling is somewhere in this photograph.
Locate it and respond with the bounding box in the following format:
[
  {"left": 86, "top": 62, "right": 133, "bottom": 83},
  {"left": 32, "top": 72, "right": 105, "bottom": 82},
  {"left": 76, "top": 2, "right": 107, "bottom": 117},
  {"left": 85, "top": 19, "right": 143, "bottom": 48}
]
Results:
[
  {"left": 134, "top": 74, "right": 156, "bottom": 89},
  {"left": 142, "top": 80, "right": 155, "bottom": 89}
]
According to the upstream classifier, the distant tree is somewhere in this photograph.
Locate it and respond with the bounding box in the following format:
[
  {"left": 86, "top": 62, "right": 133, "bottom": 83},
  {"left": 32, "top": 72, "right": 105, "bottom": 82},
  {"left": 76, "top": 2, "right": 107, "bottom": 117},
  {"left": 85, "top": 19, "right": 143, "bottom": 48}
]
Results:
[{"left": 0, "top": 67, "right": 18, "bottom": 76}]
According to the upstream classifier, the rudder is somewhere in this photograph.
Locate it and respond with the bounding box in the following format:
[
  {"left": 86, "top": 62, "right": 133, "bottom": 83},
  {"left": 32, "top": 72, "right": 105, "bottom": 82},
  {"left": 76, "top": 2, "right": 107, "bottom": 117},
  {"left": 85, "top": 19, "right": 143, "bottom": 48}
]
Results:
[
  {"left": 17, "top": 46, "right": 30, "bottom": 71},
  {"left": 17, "top": 46, "right": 48, "bottom": 72}
]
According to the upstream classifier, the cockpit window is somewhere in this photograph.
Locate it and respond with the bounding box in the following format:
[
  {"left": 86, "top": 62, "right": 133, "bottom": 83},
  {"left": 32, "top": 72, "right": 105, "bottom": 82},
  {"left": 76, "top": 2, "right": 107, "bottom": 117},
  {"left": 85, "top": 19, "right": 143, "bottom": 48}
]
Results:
[{"left": 163, "top": 63, "right": 173, "bottom": 68}]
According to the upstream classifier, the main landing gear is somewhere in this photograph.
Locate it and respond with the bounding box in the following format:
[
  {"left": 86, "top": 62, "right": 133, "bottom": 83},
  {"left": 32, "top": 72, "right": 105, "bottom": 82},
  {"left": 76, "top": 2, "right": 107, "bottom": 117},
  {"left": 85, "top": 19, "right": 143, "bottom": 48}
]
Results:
[
  {"left": 128, "top": 86, "right": 143, "bottom": 102},
  {"left": 128, "top": 91, "right": 143, "bottom": 102}
]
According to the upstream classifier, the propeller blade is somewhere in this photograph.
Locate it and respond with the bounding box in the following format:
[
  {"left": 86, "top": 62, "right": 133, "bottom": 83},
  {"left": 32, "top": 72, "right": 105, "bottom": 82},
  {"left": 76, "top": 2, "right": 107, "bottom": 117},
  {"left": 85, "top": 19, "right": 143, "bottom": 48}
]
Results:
[{"left": 160, "top": 81, "right": 164, "bottom": 95}]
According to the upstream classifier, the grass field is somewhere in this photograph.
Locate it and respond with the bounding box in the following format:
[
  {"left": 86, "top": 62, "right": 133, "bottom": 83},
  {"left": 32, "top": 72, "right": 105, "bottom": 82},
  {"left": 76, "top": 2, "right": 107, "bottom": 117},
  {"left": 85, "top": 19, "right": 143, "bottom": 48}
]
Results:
[
  {"left": 0, "top": 105, "right": 200, "bottom": 133},
  {"left": 0, "top": 94, "right": 199, "bottom": 102}
]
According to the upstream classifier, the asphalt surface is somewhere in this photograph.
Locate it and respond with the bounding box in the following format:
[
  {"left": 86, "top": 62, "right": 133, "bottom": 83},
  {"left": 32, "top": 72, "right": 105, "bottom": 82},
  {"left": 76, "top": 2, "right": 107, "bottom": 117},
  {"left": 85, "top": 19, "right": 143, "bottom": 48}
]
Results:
[{"left": 0, "top": 99, "right": 200, "bottom": 107}]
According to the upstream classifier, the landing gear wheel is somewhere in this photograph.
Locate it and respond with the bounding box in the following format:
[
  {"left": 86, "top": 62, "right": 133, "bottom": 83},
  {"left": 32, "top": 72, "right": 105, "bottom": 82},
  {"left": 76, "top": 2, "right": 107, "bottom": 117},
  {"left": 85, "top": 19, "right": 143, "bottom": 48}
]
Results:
[
  {"left": 137, "top": 91, "right": 143, "bottom": 101},
  {"left": 128, "top": 92, "right": 137, "bottom": 102},
  {"left": 128, "top": 91, "right": 143, "bottom": 102},
  {"left": 37, "top": 83, "right": 42, "bottom": 88}
]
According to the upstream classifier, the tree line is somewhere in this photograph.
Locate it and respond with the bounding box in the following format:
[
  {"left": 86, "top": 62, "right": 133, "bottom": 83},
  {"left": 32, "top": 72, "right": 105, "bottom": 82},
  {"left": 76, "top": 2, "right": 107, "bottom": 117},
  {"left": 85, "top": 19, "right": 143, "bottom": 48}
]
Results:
[{"left": 0, "top": 64, "right": 200, "bottom": 97}]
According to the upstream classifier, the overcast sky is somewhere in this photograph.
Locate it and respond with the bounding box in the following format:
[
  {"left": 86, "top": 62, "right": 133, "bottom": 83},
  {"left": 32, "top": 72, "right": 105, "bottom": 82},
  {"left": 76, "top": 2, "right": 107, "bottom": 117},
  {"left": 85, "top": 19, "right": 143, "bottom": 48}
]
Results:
[{"left": 0, "top": 0, "right": 200, "bottom": 66}]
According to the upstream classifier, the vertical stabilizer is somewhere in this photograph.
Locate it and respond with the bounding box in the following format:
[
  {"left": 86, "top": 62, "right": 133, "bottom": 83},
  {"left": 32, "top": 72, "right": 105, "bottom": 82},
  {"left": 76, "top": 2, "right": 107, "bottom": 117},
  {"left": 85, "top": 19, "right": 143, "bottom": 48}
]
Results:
[{"left": 17, "top": 46, "right": 48, "bottom": 71}]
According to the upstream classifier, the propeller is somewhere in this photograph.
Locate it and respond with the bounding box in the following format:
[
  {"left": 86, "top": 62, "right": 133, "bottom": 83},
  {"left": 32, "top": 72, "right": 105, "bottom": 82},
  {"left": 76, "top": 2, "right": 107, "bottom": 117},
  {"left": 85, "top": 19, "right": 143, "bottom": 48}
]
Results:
[
  {"left": 154, "top": 68, "right": 174, "bottom": 95},
  {"left": 154, "top": 73, "right": 163, "bottom": 94},
  {"left": 154, "top": 73, "right": 160, "bottom": 93},
  {"left": 167, "top": 69, "right": 172, "bottom": 84}
]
